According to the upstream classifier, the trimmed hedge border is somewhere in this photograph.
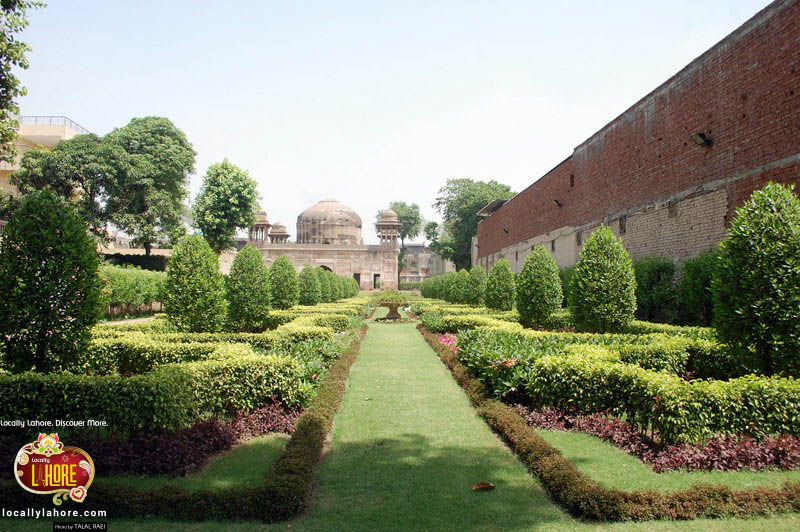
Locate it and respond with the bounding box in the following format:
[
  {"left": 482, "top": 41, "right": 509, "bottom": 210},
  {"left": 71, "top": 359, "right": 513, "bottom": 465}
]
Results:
[
  {"left": 0, "top": 325, "right": 367, "bottom": 522},
  {"left": 418, "top": 324, "right": 800, "bottom": 522}
]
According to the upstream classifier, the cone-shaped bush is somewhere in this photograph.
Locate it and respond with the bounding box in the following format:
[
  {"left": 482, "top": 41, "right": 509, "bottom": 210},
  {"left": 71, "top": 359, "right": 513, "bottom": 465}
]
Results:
[
  {"left": 516, "top": 245, "right": 562, "bottom": 328},
  {"left": 298, "top": 265, "right": 321, "bottom": 306},
  {"left": 467, "top": 266, "right": 487, "bottom": 306},
  {"left": 454, "top": 269, "right": 471, "bottom": 304},
  {"left": 269, "top": 256, "right": 299, "bottom": 309},
  {"left": 712, "top": 183, "right": 800, "bottom": 376},
  {"left": 165, "top": 234, "right": 228, "bottom": 332},
  {"left": 485, "top": 258, "right": 515, "bottom": 311},
  {"left": 570, "top": 225, "right": 636, "bottom": 333},
  {"left": 0, "top": 190, "right": 102, "bottom": 373},
  {"left": 316, "top": 268, "right": 332, "bottom": 303},
  {"left": 225, "top": 245, "right": 271, "bottom": 331}
]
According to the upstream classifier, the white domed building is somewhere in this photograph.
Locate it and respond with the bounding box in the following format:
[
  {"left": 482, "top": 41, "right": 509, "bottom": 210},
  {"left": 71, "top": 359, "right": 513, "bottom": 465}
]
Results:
[{"left": 240, "top": 200, "right": 400, "bottom": 289}]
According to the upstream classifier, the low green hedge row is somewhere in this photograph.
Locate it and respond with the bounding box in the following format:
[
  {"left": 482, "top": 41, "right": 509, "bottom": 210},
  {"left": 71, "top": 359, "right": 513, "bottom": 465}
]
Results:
[
  {"left": 455, "top": 326, "right": 800, "bottom": 443},
  {"left": 0, "top": 344, "right": 308, "bottom": 435},
  {"left": 420, "top": 326, "right": 800, "bottom": 522},
  {"left": 527, "top": 350, "right": 800, "bottom": 444}
]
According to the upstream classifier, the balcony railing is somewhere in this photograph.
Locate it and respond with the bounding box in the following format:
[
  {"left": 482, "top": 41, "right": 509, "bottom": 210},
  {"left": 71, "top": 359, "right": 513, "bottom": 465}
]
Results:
[{"left": 18, "top": 116, "right": 90, "bottom": 135}]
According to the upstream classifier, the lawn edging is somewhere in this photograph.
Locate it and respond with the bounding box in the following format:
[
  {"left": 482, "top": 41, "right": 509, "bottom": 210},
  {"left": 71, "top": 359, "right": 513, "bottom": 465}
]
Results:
[
  {"left": 418, "top": 324, "right": 800, "bottom": 522},
  {"left": 0, "top": 325, "right": 368, "bottom": 523}
]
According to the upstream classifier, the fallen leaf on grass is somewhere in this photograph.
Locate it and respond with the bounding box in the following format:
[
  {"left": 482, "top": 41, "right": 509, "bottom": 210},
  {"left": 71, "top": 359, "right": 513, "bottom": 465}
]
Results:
[{"left": 472, "top": 482, "right": 495, "bottom": 491}]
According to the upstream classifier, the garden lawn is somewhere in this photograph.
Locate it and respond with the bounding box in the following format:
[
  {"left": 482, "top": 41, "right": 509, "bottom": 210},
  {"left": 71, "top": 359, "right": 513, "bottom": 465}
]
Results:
[
  {"left": 99, "top": 433, "right": 289, "bottom": 492},
  {"left": 538, "top": 429, "right": 800, "bottom": 492}
]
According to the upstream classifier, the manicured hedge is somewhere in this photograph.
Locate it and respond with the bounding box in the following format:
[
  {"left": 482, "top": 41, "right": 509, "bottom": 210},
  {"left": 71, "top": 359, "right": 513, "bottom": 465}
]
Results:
[
  {"left": 99, "top": 264, "right": 166, "bottom": 318},
  {"left": 0, "top": 344, "right": 308, "bottom": 435},
  {"left": 420, "top": 326, "right": 800, "bottom": 522}
]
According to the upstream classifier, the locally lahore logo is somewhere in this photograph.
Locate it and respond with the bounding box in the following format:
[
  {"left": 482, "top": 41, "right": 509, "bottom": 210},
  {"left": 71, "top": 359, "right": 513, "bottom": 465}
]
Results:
[{"left": 14, "top": 433, "right": 95, "bottom": 505}]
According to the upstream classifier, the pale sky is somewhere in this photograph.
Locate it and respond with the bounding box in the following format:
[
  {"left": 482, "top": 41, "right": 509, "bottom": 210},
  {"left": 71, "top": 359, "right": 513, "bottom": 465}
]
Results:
[{"left": 18, "top": 0, "right": 770, "bottom": 244}]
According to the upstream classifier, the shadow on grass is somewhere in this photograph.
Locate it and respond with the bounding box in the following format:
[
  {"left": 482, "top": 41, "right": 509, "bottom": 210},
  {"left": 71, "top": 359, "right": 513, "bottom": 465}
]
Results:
[{"left": 300, "top": 432, "right": 573, "bottom": 531}]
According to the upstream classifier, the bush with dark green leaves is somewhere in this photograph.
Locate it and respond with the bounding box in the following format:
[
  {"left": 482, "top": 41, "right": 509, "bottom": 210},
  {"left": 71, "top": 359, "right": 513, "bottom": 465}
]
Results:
[
  {"left": 298, "top": 265, "right": 321, "bottom": 306},
  {"left": 466, "top": 266, "right": 487, "bottom": 306},
  {"left": 713, "top": 183, "right": 800, "bottom": 377},
  {"left": 570, "top": 226, "right": 636, "bottom": 333},
  {"left": 485, "top": 258, "right": 515, "bottom": 311},
  {"left": 269, "top": 256, "right": 299, "bottom": 310},
  {"left": 633, "top": 256, "right": 677, "bottom": 323},
  {"left": 99, "top": 264, "right": 166, "bottom": 317},
  {"left": 516, "top": 245, "right": 562, "bottom": 328},
  {"left": 164, "top": 235, "right": 228, "bottom": 332},
  {"left": 315, "top": 267, "right": 331, "bottom": 303},
  {"left": 225, "top": 245, "right": 271, "bottom": 332},
  {"left": 677, "top": 249, "right": 718, "bottom": 326},
  {"left": 453, "top": 268, "right": 471, "bottom": 304},
  {"left": 0, "top": 190, "right": 102, "bottom": 373},
  {"left": 559, "top": 265, "right": 576, "bottom": 308}
]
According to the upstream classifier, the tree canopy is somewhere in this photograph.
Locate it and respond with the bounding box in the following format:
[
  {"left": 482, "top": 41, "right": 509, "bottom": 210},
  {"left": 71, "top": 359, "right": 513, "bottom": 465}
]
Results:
[
  {"left": 0, "top": 1, "right": 45, "bottom": 165},
  {"left": 12, "top": 133, "right": 134, "bottom": 237},
  {"left": 430, "top": 179, "right": 514, "bottom": 270},
  {"left": 106, "top": 117, "right": 196, "bottom": 254},
  {"left": 193, "top": 159, "right": 260, "bottom": 253}
]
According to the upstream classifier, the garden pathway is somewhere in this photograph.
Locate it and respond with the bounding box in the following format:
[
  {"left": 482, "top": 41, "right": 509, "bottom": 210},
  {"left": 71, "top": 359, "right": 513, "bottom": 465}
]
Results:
[{"left": 296, "top": 308, "right": 573, "bottom": 530}]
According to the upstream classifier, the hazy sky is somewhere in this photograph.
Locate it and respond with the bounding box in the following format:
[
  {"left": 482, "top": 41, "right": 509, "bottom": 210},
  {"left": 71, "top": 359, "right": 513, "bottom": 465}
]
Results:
[{"left": 18, "top": 0, "right": 770, "bottom": 244}]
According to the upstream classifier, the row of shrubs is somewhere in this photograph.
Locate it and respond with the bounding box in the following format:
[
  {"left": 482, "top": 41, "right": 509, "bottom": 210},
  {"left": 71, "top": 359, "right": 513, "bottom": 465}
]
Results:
[
  {"left": 421, "top": 328, "right": 800, "bottom": 522},
  {"left": 423, "top": 184, "right": 800, "bottom": 378},
  {"left": 99, "top": 264, "right": 166, "bottom": 318},
  {"left": 559, "top": 251, "right": 718, "bottom": 326},
  {"left": 398, "top": 281, "right": 422, "bottom": 291},
  {"left": 165, "top": 237, "right": 360, "bottom": 334}
]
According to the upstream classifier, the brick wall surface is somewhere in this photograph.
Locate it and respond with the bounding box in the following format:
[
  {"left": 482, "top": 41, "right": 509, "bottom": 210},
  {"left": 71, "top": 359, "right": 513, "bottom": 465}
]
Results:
[{"left": 476, "top": 0, "right": 800, "bottom": 265}]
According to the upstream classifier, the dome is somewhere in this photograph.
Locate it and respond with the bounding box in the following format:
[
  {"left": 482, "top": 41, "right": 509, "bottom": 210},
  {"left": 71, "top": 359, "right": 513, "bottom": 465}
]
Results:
[
  {"left": 254, "top": 210, "right": 269, "bottom": 225},
  {"left": 379, "top": 209, "right": 398, "bottom": 221},
  {"left": 296, "top": 199, "right": 362, "bottom": 245},
  {"left": 270, "top": 222, "right": 287, "bottom": 233}
]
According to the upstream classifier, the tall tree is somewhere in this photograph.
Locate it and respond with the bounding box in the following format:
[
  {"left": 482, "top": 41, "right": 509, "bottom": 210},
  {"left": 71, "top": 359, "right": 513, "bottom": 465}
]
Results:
[
  {"left": 432, "top": 179, "right": 514, "bottom": 270},
  {"left": 106, "top": 117, "right": 196, "bottom": 254},
  {"left": 0, "top": 1, "right": 45, "bottom": 164},
  {"left": 11, "top": 134, "right": 134, "bottom": 237},
  {"left": 376, "top": 201, "right": 422, "bottom": 284},
  {"left": 193, "top": 159, "right": 260, "bottom": 253}
]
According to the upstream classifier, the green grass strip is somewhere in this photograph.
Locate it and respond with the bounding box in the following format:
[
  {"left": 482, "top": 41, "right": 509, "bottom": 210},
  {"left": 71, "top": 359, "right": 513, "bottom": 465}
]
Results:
[
  {"left": 292, "top": 309, "right": 575, "bottom": 530},
  {"left": 99, "top": 434, "right": 289, "bottom": 492},
  {"left": 538, "top": 430, "right": 800, "bottom": 492}
]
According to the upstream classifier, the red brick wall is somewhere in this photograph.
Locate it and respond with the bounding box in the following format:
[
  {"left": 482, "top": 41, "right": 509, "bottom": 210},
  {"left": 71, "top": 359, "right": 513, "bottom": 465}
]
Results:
[{"left": 477, "top": 0, "right": 800, "bottom": 259}]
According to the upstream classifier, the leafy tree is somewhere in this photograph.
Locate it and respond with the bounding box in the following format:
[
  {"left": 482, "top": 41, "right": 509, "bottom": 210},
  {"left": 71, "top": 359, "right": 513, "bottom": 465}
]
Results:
[
  {"left": 712, "top": 183, "right": 800, "bottom": 376},
  {"left": 516, "top": 245, "right": 562, "bottom": 327},
  {"left": 467, "top": 265, "right": 487, "bottom": 306},
  {"left": 164, "top": 234, "right": 227, "bottom": 332},
  {"left": 11, "top": 134, "right": 134, "bottom": 237},
  {"left": 316, "top": 267, "right": 332, "bottom": 303},
  {"left": 106, "top": 117, "right": 196, "bottom": 255},
  {"left": 431, "top": 179, "right": 514, "bottom": 270},
  {"left": 269, "top": 256, "right": 299, "bottom": 309},
  {"left": 0, "top": 190, "right": 101, "bottom": 372},
  {"left": 0, "top": 1, "right": 45, "bottom": 164},
  {"left": 298, "top": 265, "right": 321, "bottom": 306},
  {"left": 570, "top": 226, "right": 636, "bottom": 333},
  {"left": 193, "top": 159, "right": 260, "bottom": 253},
  {"left": 485, "top": 258, "right": 515, "bottom": 310},
  {"left": 225, "top": 245, "right": 270, "bottom": 332},
  {"left": 423, "top": 221, "right": 439, "bottom": 243}
]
